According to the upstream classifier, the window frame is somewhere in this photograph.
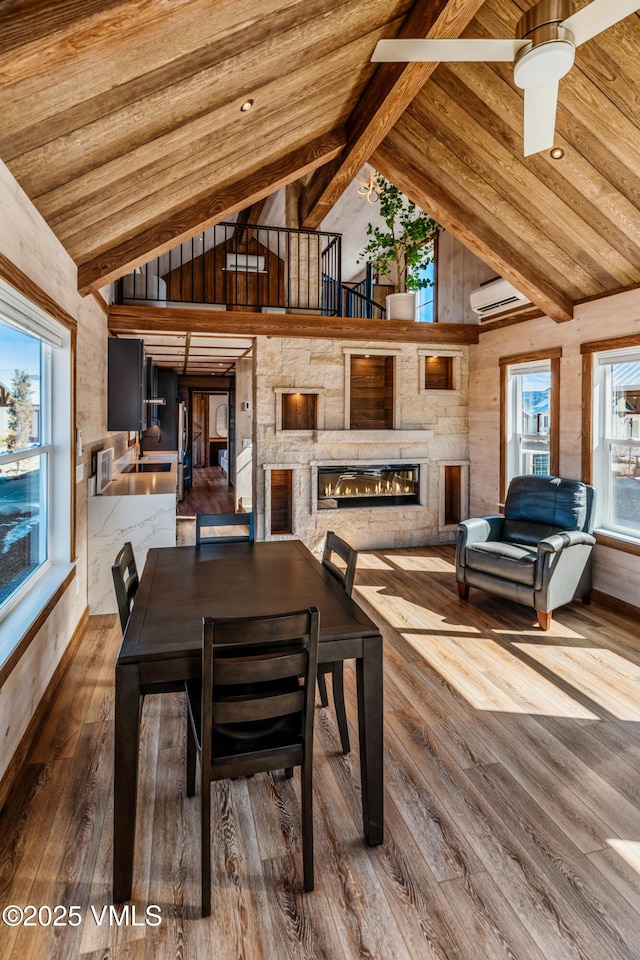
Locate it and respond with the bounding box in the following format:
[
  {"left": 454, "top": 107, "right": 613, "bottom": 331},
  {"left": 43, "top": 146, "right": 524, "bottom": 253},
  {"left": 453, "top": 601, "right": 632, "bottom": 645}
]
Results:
[
  {"left": 583, "top": 337, "right": 640, "bottom": 544},
  {"left": 0, "top": 276, "right": 75, "bottom": 659},
  {"left": 413, "top": 232, "right": 438, "bottom": 323},
  {"left": 499, "top": 348, "right": 561, "bottom": 502}
]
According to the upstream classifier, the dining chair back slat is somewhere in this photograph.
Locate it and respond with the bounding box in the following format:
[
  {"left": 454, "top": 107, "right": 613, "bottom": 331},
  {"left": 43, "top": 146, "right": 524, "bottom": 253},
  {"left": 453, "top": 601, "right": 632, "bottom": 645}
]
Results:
[
  {"left": 112, "top": 541, "right": 139, "bottom": 633},
  {"left": 195, "top": 511, "right": 255, "bottom": 544},
  {"left": 322, "top": 531, "right": 357, "bottom": 596},
  {"left": 318, "top": 531, "right": 358, "bottom": 755},
  {"left": 185, "top": 607, "right": 319, "bottom": 916}
]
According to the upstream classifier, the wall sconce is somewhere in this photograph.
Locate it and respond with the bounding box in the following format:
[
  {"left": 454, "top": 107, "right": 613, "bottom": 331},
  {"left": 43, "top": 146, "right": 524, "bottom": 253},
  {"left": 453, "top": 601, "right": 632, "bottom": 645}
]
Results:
[{"left": 358, "top": 175, "right": 381, "bottom": 204}]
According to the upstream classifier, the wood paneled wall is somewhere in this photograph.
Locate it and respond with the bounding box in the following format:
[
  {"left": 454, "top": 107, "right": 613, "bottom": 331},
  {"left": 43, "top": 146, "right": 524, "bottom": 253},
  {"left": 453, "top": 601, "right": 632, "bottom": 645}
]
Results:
[
  {"left": 0, "top": 160, "right": 113, "bottom": 786},
  {"left": 349, "top": 355, "right": 394, "bottom": 430},
  {"left": 163, "top": 236, "right": 285, "bottom": 310},
  {"left": 437, "top": 229, "right": 495, "bottom": 324}
]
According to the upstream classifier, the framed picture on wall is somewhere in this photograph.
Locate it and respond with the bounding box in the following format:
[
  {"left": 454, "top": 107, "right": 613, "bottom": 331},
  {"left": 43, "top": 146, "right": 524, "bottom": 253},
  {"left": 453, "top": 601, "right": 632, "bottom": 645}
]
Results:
[{"left": 96, "top": 447, "right": 113, "bottom": 494}]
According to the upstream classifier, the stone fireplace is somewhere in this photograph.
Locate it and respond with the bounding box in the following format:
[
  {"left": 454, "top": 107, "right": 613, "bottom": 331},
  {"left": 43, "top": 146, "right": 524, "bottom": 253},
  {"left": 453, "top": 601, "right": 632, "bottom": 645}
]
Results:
[{"left": 317, "top": 464, "right": 420, "bottom": 509}]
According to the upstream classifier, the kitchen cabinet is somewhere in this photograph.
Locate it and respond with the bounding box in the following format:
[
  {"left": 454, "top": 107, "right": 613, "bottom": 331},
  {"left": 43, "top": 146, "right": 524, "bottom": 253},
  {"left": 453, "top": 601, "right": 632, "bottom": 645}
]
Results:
[
  {"left": 155, "top": 369, "right": 179, "bottom": 450},
  {"left": 108, "top": 338, "right": 147, "bottom": 432}
]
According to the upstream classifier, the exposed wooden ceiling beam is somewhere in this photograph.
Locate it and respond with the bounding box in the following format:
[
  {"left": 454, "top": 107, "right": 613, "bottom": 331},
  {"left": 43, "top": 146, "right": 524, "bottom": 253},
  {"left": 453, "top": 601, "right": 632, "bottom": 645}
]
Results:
[
  {"left": 299, "top": 0, "right": 487, "bottom": 229},
  {"left": 374, "top": 140, "right": 574, "bottom": 324},
  {"left": 109, "top": 304, "right": 480, "bottom": 344},
  {"left": 236, "top": 199, "right": 267, "bottom": 226},
  {"left": 77, "top": 131, "right": 346, "bottom": 296}
]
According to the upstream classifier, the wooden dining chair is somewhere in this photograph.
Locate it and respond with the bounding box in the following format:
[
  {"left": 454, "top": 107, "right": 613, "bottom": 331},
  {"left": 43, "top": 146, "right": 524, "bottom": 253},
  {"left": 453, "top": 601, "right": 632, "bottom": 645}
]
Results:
[
  {"left": 195, "top": 511, "right": 255, "bottom": 544},
  {"left": 185, "top": 607, "right": 320, "bottom": 917},
  {"left": 318, "top": 531, "right": 357, "bottom": 755},
  {"left": 111, "top": 541, "right": 139, "bottom": 633}
]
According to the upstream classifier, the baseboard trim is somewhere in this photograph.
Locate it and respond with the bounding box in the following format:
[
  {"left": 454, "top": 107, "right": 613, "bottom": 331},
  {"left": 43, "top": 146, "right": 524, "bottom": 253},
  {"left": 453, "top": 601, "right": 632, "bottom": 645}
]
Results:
[
  {"left": 591, "top": 589, "right": 640, "bottom": 619},
  {"left": 0, "top": 605, "right": 89, "bottom": 812}
]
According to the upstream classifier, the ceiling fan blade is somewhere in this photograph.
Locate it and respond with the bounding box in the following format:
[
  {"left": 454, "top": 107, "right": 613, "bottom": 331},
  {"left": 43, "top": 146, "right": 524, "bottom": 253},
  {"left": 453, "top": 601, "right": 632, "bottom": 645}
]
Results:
[
  {"left": 562, "top": 0, "right": 640, "bottom": 47},
  {"left": 523, "top": 82, "right": 559, "bottom": 157},
  {"left": 371, "top": 38, "right": 527, "bottom": 63}
]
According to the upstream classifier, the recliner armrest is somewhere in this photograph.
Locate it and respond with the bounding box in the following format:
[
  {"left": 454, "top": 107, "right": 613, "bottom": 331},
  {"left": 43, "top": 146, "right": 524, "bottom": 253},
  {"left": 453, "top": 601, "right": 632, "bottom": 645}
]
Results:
[
  {"left": 537, "top": 531, "right": 596, "bottom": 554},
  {"left": 457, "top": 516, "right": 505, "bottom": 563}
]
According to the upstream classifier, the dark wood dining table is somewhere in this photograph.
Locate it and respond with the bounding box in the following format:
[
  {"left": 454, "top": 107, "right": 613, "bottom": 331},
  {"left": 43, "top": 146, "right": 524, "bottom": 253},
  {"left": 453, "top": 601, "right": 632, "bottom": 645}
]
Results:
[{"left": 113, "top": 539, "right": 384, "bottom": 902}]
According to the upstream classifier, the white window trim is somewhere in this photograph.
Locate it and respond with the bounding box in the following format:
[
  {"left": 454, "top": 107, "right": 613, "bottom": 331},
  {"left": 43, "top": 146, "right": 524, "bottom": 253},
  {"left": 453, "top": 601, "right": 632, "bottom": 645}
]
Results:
[
  {"left": 506, "top": 358, "right": 552, "bottom": 485},
  {"left": 593, "top": 346, "right": 640, "bottom": 542},
  {"left": 0, "top": 284, "right": 72, "bottom": 643}
]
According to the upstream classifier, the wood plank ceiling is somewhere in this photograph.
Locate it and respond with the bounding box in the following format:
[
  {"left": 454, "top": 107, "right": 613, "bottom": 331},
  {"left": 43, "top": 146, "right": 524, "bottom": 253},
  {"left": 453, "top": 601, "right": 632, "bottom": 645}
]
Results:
[{"left": 1, "top": 0, "right": 640, "bottom": 326}]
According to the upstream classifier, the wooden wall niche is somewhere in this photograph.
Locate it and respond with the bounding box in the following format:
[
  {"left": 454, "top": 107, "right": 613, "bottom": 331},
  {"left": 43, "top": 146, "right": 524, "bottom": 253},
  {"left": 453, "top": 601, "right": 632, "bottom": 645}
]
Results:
[
  {"left": 439, "top": 462, "right": 469, "bottom": 529},
  {"left": 163, "top": 232, "right": 285, "bottom": 311},
  {"left": 270, "top": 469, "right": 293, "bottom": 535},
  {"left": 424, "top": 355, "right": 454, "bottom": 390},
  {"left": 282, "top": 393, "right": 318, "bottom": 431},
  {"left": 349, "top": 355, "right": 394, "bottom": 430}
]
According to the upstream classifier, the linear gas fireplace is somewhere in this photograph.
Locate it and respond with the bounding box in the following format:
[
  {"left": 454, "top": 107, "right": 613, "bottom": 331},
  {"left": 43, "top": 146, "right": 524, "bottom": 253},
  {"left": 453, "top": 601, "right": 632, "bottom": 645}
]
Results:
[{"left": 317, "top": 464, "right": 420, "bottom": 509}]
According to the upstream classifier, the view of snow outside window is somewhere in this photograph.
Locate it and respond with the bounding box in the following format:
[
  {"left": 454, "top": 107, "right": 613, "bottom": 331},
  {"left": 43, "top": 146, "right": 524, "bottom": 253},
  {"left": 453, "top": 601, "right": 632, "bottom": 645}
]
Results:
[{"left": 0, "top": 317, "right": 46, "bottom": 608}]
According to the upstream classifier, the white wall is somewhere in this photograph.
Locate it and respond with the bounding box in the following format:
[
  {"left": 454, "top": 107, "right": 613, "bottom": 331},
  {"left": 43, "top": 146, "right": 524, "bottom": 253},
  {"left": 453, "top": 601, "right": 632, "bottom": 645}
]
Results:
[
  {"left": 208, "top": 394, "right": 228, "bottom": 438},
  {"left": 0, "top": 160, "right": 114, "bottom": 782},
  {"left": 469, "top": 289, "right": 640, "bottom": 606}
]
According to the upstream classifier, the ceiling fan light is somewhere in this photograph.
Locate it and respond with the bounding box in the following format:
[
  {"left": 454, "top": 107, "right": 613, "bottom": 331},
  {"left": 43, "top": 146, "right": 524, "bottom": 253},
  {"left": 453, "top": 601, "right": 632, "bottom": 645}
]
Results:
[{"left": 513, "top": 40, "right": 575, "bottom": 89}]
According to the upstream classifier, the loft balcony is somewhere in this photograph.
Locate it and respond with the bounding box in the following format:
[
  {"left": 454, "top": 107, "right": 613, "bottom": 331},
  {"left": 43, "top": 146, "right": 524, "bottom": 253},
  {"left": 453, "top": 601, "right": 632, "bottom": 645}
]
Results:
[{"left": 113, "top": 221, "right": 387, "bottom": 319}]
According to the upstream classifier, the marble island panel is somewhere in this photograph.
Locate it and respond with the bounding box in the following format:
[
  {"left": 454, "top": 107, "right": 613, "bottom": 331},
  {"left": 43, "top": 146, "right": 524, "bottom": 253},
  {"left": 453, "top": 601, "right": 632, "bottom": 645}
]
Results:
[{"left": 88, "top": 451, "right": 177, "bottom": 614}]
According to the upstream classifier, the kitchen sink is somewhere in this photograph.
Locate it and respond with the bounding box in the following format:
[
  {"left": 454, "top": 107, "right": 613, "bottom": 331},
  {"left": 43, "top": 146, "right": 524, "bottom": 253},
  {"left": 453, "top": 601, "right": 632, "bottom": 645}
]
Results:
[{"left": 121, "top": 462, "right": 172, "bottom": 473}]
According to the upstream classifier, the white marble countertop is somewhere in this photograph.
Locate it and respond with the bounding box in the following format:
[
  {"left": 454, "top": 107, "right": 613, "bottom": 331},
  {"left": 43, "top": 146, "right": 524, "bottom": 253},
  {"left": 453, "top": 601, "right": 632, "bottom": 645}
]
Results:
[{"left": 101, "top": 451, "right": 178, "bottom": 497}]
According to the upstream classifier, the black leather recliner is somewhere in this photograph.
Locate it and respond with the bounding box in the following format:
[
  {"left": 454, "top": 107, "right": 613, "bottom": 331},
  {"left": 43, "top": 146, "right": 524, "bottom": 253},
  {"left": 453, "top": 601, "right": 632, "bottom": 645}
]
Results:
[{"left": 456, "top": 475, "right": 596, "bottom": 630}]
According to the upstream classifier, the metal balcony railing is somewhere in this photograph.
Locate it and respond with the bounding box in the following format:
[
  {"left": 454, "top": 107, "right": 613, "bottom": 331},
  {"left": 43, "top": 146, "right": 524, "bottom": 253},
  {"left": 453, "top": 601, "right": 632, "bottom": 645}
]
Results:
[
  {"left": 115, "top": 221, "right": 344, "bottom": 315},
  {"left": 115, "top": 222, "right": 390, "bottom": 319}
]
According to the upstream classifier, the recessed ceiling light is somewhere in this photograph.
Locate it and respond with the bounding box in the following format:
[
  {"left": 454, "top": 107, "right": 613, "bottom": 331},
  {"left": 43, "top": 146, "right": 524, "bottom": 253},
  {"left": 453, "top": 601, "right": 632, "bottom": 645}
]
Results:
[
  {"left": 240, "top": 98, "right": 254, "bottom": 113},
  {"left": 549, "top": 147, "right": 565, "bottom": 160}
]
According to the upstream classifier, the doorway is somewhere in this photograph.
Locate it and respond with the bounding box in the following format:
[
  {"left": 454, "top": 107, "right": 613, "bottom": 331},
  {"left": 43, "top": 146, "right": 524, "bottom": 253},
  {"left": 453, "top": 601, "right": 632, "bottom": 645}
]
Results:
[{"left": 177, "top": 390, "right": 236, "bottom": 519}]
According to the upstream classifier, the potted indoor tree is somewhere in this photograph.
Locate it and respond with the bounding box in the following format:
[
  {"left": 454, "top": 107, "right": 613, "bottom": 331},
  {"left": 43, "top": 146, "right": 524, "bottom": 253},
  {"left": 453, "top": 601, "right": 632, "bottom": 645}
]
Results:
[{"left": 359, "top": 176, "right": 439, "bottom": 320}]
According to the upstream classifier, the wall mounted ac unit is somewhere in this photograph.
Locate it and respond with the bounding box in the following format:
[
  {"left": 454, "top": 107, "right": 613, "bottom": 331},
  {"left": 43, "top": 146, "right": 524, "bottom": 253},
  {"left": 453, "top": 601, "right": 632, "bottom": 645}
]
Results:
[
  {"left": 469, "top": 277, "right": 531, "bottom": 319},
  {"left": 225, "top": 253, "right": 266, "bottom": 273}
]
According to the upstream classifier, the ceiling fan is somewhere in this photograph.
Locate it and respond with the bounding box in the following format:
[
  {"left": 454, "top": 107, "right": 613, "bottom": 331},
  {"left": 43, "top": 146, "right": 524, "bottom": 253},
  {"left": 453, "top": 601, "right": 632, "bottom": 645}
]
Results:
[{"left": 371, "top": 0, "right": 640, "bottom": 156}]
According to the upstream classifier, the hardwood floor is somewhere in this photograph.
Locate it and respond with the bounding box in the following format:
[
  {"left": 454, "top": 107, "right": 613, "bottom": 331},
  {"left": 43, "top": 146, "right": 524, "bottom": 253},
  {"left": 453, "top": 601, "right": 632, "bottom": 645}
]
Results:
[
  {"left": 177, "top": 465, "right": 236, "bottom": 546},
  {"left": 3, "top": 546, "right": 640, "bottom": 959},
  {"left": 177, "top": 465, "right": 235, "bottom": 517}
]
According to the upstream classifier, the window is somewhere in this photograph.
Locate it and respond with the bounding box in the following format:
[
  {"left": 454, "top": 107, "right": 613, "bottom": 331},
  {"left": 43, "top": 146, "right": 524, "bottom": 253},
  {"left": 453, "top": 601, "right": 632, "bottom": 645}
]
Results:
[
  {"left": 0, "top": 287, "right": 70, "bottom": 618},
  {"left": 592, "top": 347, "right": 640, "bottom": 539},
  {"left": 414, "top": 242, "right": 436, "bottom": 323},
  {"left": 500, "top": 350, "right": 560, "bottom": 500}
]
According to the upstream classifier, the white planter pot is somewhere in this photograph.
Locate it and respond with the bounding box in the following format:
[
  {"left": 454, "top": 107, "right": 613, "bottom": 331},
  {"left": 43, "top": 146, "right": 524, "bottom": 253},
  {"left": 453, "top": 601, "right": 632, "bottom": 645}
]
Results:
[
  {"left": 122, "top": 271, "right": 167, "bottom": 306},
  {"left": 385, "top": 292, "right": 416, "bottom": 320}
]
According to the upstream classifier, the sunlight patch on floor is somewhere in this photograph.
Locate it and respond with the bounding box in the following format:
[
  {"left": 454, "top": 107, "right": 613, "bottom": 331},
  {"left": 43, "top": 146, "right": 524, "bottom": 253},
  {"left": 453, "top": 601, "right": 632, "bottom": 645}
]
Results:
[
  {"left": 384, "top": 554, "right": 456, "bottom": 573},
  {"left": 357, "top": 585, "right": 480, "bottom": 633},
  {"left": 401, "top": 631, "right": 600, "bottom": 718},
  {"left": 607, "top": 839, "right": 640, "bottom": 875},
  {"left": 355, "top": 553, "right": 395, "bottom": 570},
  {"left": 511, "top": 642, "right": 640, "bottom": 721}
]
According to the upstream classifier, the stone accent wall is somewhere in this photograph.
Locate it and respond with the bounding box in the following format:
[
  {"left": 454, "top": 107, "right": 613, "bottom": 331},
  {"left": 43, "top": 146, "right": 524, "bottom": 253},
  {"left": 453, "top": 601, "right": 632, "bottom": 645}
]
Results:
[{"left": 253, "top": 334, "right": 470, "bottom": 554}]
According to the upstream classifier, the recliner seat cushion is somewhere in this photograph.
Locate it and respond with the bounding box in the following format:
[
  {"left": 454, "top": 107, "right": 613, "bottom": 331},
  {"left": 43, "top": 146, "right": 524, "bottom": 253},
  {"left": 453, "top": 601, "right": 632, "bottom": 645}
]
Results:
[{"left": 465, "top": 541, "right": 538, "bottom": 586}]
